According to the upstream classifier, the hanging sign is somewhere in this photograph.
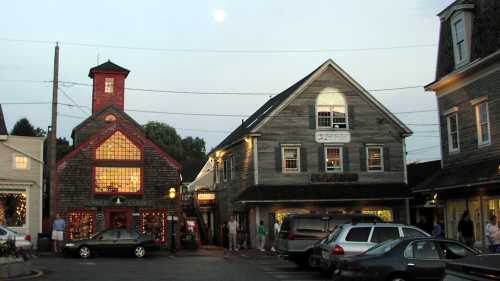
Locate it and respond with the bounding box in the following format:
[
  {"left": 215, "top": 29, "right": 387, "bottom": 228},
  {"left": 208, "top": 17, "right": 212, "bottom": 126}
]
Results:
[{"left": 315, "top": 131, "right": 351, "bottom": 143}]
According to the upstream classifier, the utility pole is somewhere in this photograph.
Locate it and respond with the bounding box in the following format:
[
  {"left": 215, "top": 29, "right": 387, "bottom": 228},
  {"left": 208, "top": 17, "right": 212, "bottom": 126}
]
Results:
[{"left": 49, "top": 43, "right": 59, "bottom": 219}]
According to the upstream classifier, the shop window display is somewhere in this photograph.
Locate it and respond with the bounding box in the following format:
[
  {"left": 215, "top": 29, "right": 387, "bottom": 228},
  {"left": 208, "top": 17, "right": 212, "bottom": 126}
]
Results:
[
  {"left": 94, "top": 167, "right": 141, "bottom": 193},
  {"left": 275, "top": 209, "right": 309, "bottom": 224},
  {"left": 362, "top": 208, "right": 393, "bottom": 222},
  {"left": 140, "top": 211, "right": 167, "bottom": 243},
  {"left": 0, "top": 193, "right": 27, "bottom": 227},
  {"left": 67, "top": 211, "right": 96, "bottom": 240}
]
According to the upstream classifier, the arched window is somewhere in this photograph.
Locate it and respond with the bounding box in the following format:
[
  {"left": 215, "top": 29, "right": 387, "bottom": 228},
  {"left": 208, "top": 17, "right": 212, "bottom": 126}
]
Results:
[
  {"left": 316, "top": 89, "right": 347, "bottom": 129},
  {"left": 95, "top": 131, "right": 142, "bottom": 160},
  {"left": 104, "top": 114, "right": 117, "bottom": 122}
]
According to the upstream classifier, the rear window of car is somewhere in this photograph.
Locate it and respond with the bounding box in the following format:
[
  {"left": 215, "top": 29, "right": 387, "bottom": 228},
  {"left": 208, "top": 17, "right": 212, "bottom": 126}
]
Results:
[
  {"left": 370, "top": 227, "right": 400, "bottom": 243},
  {"left": 295, "top": 218, "right": 326, "bottom": 232},
  {"left": 345, "top": 227, "right": 371, "bottom": 242},
  {"left": 403, "top": 227, "right": 427, "bottom": 238}
]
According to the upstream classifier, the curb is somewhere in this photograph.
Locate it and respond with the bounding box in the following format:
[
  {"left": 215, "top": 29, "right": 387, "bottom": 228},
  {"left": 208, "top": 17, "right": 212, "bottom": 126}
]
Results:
[{"left": 6, "top": 269, "right": 43, "bottom": 281}]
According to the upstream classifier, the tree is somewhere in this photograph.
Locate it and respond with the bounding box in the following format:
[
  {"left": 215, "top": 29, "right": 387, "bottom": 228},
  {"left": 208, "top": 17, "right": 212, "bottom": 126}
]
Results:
[
  {"left": 143, "top": 121, "right": 184, "bottom": 161},
  {"left": 10, "top": 118, "right": 46, "bottom": 137},
  {"left": 181, "top": 137, "right": 208, "bottom": 182},
  {"left": 56, "top": 137, "right": 72, "bottom": 160}
]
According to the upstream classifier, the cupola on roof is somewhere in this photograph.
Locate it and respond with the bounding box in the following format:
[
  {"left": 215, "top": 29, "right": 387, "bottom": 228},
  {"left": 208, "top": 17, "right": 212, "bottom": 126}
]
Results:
[{"left": 88, "top": 60, "right": 130, "bottom": 78}]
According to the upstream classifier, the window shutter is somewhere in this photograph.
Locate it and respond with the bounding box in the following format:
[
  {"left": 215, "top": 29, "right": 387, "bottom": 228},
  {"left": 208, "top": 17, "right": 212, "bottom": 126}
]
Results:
[
  {"left": 318, "top": 146, "right": 325, "bottom": 172},
  {"left": 275, "top": 147, "right": 282, "bottom": 172},
  {"left": 309, "top": 105, "right": 316, "bottom": 129},
  {"left": 348, "top": 105, "right": 355, "bottom": 130},
  {"left": 300, "top": 147, "right": 307, "bottom": 172},
  {"left": 383, "top": 147, "right": 390, "bottom": 172},
  {"left": 359, "top": 147, "right": 367, "bottom": 171},
  {"left": 343, "top": 147, "right": 350, "bottom": 172}
]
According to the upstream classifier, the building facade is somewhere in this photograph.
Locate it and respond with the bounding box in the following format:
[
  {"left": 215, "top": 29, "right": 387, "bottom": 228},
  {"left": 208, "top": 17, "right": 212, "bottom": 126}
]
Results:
[
  {"left": 206, "top": 59, "right": 413, "bottom": 247},
  {"left": 422, "top": 0, "right": 500, "bottom": 248},
  {"left": 0, "top": 105, "right": 44, "bottom": 248},
  {"left": 56, "top": 61, "right": 182, "bottom": 245}
]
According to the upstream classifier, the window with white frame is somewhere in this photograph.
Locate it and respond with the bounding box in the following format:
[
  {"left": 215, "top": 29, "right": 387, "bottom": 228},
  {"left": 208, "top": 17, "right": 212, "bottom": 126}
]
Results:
[
  {"left": 215, "top": 163, "right": 221, "bottom": 184},
  {"left": 325, "top": 147, "right": 342, "bottom": 172},
  {"left": 282, "top": 146, "right": 300, "bottom": 173},
  {"left": 316, "top": 90, "right": 347, "bottom": 129},
  {"left": 104, "top": 78, "right": 114, "bottom": 93},
  {"left": 223, "top": 157, "right": 232, "bottom": 181},
  {"left": 450, "top": 11, "right": 471, "bottom": 67},
  {"left": 447, "top": 113, "right": 460, "bottom": 152},
  {"left": 13, "top": 154, "right": 29, "bottom": 170},
  {"left": 475, "top": 102, "right": 490, "bottom": 146},
  {"left": 367, "top": 147, "right": 383, "bottom": 172}
]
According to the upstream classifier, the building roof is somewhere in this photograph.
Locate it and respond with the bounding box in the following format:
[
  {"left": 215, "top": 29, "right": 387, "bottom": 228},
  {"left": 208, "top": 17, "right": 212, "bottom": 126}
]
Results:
[
  {"left": 234, "top": 183, "right": 411, "bottom": 203},
  {"left": 407, "top": 160, "right": 441, "bottom": 188},
  {"left": 434, "top": 0, "right": 500, "bottom": 80},
  {"left": 414, "top": 158, "right": 500, "bottom": 192},
  {"left": 0, "top": 104, "right": 7, "bottom": 135},
  {"left": 88, "top": 60, "right": 130, "bottom": 78},
  {"left": 210, "top": 59, "right": 412, "bottom": 154}
]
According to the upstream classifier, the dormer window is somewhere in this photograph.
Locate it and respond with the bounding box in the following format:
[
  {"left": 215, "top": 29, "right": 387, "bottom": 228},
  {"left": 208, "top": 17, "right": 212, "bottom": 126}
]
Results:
[
  {"left": 104, "top": 78, "right": 114, "bottom": 93},
  {"left": 450, "top": 11, "right": 472, "bottom": 67},
  {"left": 316, "top": 89, "right": 347, "bottom": 129}
]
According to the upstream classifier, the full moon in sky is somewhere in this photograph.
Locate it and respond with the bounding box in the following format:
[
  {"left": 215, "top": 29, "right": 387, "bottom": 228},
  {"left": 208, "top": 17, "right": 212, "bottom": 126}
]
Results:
[{"left": 213, "top": 9, "right": 226, "bottom": 23}]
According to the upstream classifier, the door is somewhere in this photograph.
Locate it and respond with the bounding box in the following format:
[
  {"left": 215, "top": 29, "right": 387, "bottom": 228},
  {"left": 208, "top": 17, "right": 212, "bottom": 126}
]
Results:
[
  {"left": 105, "top": 209, "right": 132, "bottom": 229},
  {"left": 404, "top": 240, "right": 445, "bottom": 280}
]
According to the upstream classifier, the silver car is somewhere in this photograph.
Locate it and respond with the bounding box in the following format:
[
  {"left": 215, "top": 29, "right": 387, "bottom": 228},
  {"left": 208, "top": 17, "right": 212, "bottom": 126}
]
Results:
[
  {"left": 318, "top": 223, "right": 430, "bottom": 276},
  {"left": 0, "top": 225, "right": 33, "bottom": 250}
]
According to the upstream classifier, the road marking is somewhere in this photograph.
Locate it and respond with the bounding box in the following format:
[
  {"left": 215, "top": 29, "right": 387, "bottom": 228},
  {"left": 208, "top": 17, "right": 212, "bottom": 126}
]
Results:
[{"left": 77, "top": 262, "right": 96, "bottom": 266}]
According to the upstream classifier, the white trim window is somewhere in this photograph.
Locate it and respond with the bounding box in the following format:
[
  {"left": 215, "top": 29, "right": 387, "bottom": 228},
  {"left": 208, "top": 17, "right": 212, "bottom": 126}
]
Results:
[
  {"left": 215, "top": 163, "right": 221, "bottom": 184},
  {"left": 12, "top": 154, "right": 29, "bottom": 170},
  {"left": 367, "top": 146, "right": 384, "bottom": 172},
  {"left": 223, "top": 157, "right": 233, "bottom": 182},
  {"left": 325, "top": 146, "right": 342, "bottom": 172},
  {"left": 450, "top": 11, "right": 472, "bottom": 67},
  {"left": 282, "top": 146, "right": 300, "bottom": 173},
  {"left": 104, "top": 78, "right": 114, "bottom": 93},
  {"left": 446, "top": 113, "right": 460, "bottom": 152},
  {"left": 316, "top": 89, "right": 348, "bottom": 129},
  {"left": 475, "top": 102, "right": 491, "bottom": 146}
]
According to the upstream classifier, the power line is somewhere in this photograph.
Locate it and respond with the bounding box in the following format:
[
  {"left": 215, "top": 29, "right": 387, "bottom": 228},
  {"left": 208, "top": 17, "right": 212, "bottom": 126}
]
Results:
[
  {"left": 59, "top": 88, "right": 90, "bottom": 116},
  {"left": 0, "top": 37, "right": 437, "bottom": 54},
  {"left": 407, "top": 145, "right": 440, "bottom": 153}
]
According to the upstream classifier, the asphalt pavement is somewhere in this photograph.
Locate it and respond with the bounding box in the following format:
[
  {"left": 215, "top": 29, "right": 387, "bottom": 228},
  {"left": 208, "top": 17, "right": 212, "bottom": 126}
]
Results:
[{"left": 31, "top": 250, "right": 331, "bottom": 281}]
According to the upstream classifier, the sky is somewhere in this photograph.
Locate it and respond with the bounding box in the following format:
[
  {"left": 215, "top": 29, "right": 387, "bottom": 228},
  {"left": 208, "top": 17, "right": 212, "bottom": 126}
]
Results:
[{"left": 0, "top": 0, "right": 455, "bottom": 162}]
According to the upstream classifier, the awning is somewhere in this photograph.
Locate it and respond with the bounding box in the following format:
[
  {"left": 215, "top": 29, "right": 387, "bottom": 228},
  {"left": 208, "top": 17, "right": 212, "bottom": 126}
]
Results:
[{"left": 234, "top": 183, "right": 411, "bottom": 203}]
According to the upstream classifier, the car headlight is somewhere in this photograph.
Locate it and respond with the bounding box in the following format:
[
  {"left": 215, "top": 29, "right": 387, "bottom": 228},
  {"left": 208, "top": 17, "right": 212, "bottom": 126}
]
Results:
[{"left": 65, "top": 243, "right": 76, "bottom": 247}]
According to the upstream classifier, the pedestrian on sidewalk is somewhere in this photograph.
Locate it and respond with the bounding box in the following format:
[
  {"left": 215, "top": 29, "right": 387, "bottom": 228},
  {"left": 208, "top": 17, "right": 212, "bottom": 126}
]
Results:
[
  {"left": 222, "top": 221, "right": 229, "bottom": 257},
  {"left": 228, "top": 216, "right": 239, "bottom": 251},
  {"left": 258, "top": 220, "right": 267, "bottom": 252},
  {"left": 271, "top": 220, "right": 280, "bottom": 252},
  {"left": 52, "top": 213, "right": 66, "bottom": 253},
  {"left": 458, "top": 210, "right": 475, "bottom": 248},
  {"left": 485, "top": 214, "right": 500, "bottom": 253}
]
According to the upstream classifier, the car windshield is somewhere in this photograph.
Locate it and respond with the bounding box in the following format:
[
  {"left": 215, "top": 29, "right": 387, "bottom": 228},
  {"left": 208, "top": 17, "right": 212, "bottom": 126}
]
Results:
[{"left": 363, "top": 239, "right": 401, "bottom": 256}]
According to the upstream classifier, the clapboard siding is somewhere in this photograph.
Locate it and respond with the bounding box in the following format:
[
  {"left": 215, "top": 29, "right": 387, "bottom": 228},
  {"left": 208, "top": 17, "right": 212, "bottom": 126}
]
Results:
[{"left": 438, "top": 68, "right": 500, "bottom": 167}]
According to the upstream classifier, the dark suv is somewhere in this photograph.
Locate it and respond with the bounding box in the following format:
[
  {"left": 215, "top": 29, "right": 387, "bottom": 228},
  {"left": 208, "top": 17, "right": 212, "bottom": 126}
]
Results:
[{"left": 276, "top": 213, "right": 382, "bottom": 267}]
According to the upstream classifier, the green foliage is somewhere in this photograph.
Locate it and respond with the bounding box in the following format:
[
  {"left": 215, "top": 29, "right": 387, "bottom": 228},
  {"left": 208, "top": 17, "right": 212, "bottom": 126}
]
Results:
[{"left": 10, "top": 118, "right": 46, "bottom": 137}]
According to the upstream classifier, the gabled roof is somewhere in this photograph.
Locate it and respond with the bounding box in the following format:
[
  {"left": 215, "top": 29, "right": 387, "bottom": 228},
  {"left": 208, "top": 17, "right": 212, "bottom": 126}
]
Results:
[
  {"left": 88, "top": 60, "right": 130, "bottom": 78},
  {"left": 210, "top": 59, "right": 412, "bottom": 154},
  {"left": 407, "top": 160, "right": 441, "bottom": 188},
  {"left": 0, "top": 104, "right": 7, "bottom": 135}
]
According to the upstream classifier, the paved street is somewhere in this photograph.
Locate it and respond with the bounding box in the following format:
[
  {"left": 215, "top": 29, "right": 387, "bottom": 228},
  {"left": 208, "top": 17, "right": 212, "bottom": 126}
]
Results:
[{"left": 32, "top": 250, "right": 330, "bottom": 281}]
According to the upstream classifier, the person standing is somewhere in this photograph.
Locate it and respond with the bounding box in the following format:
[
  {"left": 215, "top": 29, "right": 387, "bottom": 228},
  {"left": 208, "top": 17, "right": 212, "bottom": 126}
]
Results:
[
  {"left": 485, "top": 214, "right": 500, "bottom": 253},
  {"left": 458, "top": 210, "right": 475, "bottom": 248},
  {"left": 227, "top": 216, "right": 239, "bottom": 251},
  {"left": 221, "top": 221, "right": 229, "bottom": 257},
  {"left": 52, "top": 213, "right": 66, "bottom": 253},
  {"left": 257, "top": 220, "right": 266, "bottom": 252},
  {"left": 271, "top": 220, "right": 281, "bottom": 252},
  {"left": 432, "top": 220, "right": 444, "bottom": 238}
]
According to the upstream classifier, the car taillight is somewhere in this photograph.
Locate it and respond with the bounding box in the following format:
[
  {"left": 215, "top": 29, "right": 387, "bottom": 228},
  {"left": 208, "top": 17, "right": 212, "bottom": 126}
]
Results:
[
  {"left": 287, "top": 232, "right": 295, "bottom": 240},
  {"left": 332, "top": 245, "right": 344, "bottom": 255},
  {"left": 25, "top": 235, "right": 31, "bottom": 241}
]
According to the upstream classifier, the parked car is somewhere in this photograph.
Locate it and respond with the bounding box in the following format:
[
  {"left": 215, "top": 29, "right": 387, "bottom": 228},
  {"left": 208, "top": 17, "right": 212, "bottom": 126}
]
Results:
[
  {"left": 0, "top": 225, "right": 32, "bottom": 250},
  {"left": 277, "top": 213, "right": 382, "bottom": 268},
  {"left": 333, "top": 238, "right": 480, "bottom": 281},
  {"left": 318, "top": 223, "right": 429, "bottom": 276},
  {"left": 62, "top": 229, "right": 159, "bottom": 258},
  {"left": 443, "top": 254, "right": 500, "bottom": 281}
]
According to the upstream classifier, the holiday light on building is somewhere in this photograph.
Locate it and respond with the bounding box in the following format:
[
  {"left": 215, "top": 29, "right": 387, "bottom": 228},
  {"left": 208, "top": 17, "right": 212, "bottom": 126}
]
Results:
[
  {"left": 67, "top": 211, "right": 95, "bottom": 240},
  {"left": 140, "top": 210, "right": 167, "bottom": 243}
]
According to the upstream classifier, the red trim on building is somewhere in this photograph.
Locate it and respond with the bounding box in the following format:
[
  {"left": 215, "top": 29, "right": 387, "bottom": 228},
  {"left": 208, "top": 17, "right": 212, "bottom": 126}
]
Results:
[
  {"left": 144, "top": 138, "right": 182, "bottom": 170},
  {"left": 104, "top": 208, "right": 133, "bottom": 229}
]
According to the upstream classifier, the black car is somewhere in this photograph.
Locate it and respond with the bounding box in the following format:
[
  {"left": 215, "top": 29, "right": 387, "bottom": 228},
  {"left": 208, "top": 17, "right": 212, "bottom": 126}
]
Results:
[
  {"left": 443, "top": 254, "right": 500, "bottom": 281},
  {"left": 333, "top": 237, "right": 480, "bottom": 281},
  {"left": 62, "top": 229, "right": 159, "bottom": 258}
]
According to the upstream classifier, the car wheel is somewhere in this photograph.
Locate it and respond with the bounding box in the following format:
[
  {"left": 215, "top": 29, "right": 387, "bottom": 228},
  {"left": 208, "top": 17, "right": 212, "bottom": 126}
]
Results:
[
  {"left": 306, "top": 252, "right": 316, "bottom": 268},
  {"left": 134, "top": 246, "right": 146, "bottom": 258},
  {"left": 79, "top": 246, "right": 91, "bottom": 259},
  {"left": 389, "top": 275, "right": 408, "bottom": 281}
]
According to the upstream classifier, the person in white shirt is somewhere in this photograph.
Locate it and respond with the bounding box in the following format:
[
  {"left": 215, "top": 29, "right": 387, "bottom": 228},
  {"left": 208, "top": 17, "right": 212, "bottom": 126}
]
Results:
[
  {"left": 227, "top": 216, "right": 239, "bottom": 251},
  {"left": 270, "top": 221, "right": 281, "bottom": 252},
  {"left": 485, "top": 214, "right": 500, "bottom": 253}
]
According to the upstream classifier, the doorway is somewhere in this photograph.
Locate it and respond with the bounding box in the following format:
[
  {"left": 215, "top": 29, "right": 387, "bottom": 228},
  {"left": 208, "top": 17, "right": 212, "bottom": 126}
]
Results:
[{"left": 105, "top": 208, "right": 132, "bottom": 229}]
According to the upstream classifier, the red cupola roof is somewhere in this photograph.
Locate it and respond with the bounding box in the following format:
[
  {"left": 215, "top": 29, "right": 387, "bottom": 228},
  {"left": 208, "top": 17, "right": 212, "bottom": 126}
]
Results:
[{"left": 88, "top": 60, "right": 130, "bottom": 78}]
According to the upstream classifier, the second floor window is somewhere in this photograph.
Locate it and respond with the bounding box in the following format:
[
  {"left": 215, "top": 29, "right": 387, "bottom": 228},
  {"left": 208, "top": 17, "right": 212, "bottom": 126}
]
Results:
[
  {"left": 450, "top": 11, "right": 471, "bottom": 67},
  {"left": 316, "top": 90, "right": 347, "bottom": 129},
  {"left": 94, "top": 167, "right": 141, "bottom": 193},
  {"left": 475, "top": 102, "right": 490, "bottom": 146},
  {"left": 282, "top": 146, "right": 300, "bottom": 173},
  {"left": 325, "top": 147, "right": 342, "bottom": 172},
  {"left": 223, "top": 157, "right": 233, "bottom": 181},
  {"left": 367, "top": 147, "right": 383, "bottom": 172},
  {"left": 446, "top": 113, "right": 460, "bottom": 152},
  {"left": 104, "top": 78, "right": 114, "bottom": 93}
]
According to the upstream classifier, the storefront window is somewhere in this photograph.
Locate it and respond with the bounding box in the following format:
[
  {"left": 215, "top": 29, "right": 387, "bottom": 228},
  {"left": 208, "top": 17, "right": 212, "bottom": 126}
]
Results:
[
  {"left": 0, "top": 193, "right": 27, "bottom": 227},
  {"left": 67, "top": 211, "right": 95, "bottom": 240},
  {"left": 468, "top": 198, "right": 482, "bottom": 243},
  {"left": 362, "top": 208, "right": 393, "bottom": 222},
  {"left": 488, "top": 198, "right": 500, "bottom": 218},
  {"left": 95, "top": 167, "right": 141, "bottom": 193},
  {"left": 447, "top": 200, "right": 466, "bottom": 240},
  {"left": 275, "top": 209, "right": 309, "bottom": 224},
  {"left": 140, "top": 211, "right": 167, "bottom": 243}
]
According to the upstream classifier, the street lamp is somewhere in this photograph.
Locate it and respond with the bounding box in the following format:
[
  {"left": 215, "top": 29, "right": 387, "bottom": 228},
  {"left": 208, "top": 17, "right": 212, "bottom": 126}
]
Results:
[{"left": 168, "top": 187, "right": 176, "bottom": 252}]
